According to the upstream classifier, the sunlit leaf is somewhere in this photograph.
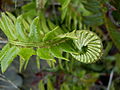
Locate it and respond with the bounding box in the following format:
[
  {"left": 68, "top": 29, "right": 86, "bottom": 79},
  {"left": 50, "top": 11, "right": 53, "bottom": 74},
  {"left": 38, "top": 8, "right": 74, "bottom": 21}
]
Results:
[
  {"left": 19, "top": 48, "right": 35, "bottom": 70},
  {"left": 1, "top": 46, "right": 20, "bottom": 73},
  {"left": 49, "top": 46, "right": 69, "bottom": 61},
  {"left": 38, "top": 80, "right": 45, "bottom": 90},
  {"left": 37, "top": 48, "right": 55, "bottom": 61},
  {"left": 0, "top": 44, "right": 10, "bottom": 62},
  {"left": 29, "top": 17, "right": 42, "bottom": 42},
  {"left": 16, "top": 15, "right": 28, "bottom": 41},
  {"left": 47, "top": 79, "right": 54, "bottom": 90},
  {"left": 62, "top": 0, "right": 71, "bottom": 10}
]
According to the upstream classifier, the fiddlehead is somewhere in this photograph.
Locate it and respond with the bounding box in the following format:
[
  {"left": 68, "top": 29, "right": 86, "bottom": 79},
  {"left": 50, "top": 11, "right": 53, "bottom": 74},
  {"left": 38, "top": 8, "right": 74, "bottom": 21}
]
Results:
[{"left": 71, "top": 30, "right": 103, "bottom": 63}]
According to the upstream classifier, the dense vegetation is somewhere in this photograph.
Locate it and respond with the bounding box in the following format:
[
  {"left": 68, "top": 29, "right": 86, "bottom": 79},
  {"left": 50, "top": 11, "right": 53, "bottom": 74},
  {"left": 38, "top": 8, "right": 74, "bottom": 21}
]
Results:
[{"left": 0, "top": 0, "right": 120, "bottom": 90}]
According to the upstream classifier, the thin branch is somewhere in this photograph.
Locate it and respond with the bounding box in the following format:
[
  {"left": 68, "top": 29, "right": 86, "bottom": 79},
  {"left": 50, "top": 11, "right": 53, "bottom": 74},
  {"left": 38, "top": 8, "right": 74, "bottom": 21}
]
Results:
[
  {"left": 106, "top": 2, "right": 120, "bottom": 28},
  {"left": 0, "top": 74, "right": 19, "bottom": 89},
  {"left": 107, "top": 69, "right": 114, "bottom": 90}
]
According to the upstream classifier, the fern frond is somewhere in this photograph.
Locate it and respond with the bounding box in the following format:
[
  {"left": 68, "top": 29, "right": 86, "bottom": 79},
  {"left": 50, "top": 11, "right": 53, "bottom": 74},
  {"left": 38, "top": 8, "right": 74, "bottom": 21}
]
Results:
[
  {"left": 71, "top": 30, "right": 103, "bottom": 63},
  {"left": 0, "top": 12, "right": 103, "bottom": 72},
  {"left": 60, "top": 0, "right": 104, "bottom": 30}
]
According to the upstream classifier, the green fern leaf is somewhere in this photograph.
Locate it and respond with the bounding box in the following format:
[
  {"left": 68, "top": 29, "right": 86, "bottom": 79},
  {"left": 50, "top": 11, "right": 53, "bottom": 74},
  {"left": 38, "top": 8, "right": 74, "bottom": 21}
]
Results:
[
  {"left": 29, "top": 17, "right": 42, "bottom": 42},
  {"left": 16, "top": 15, "right": 28, "bottom": 41},
  {"left": 1, "top": 46, "right": 20, "bottom": 73}
]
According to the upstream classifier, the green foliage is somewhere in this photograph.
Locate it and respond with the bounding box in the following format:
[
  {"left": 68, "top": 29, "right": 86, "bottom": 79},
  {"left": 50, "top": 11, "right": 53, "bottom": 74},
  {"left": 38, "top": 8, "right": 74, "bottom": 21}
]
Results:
[
  {"left": 0, "top": 12, "right": 103, "bottom": 72},
  {"left": 1, "top": 45, "right": 20, "bottom": 73},
  {"left": 60, "top": 0, "right": 104, "bottom": 30},
  {"left": 37, "top": 57, "right": 100, "bottom": 90},
  {"left": 38, "top": 80, "right": 45, "bottom": 90},
  {"left": 82, "top": 0, "right": 104, "bottom": 26},
  {"left": 47, "top": 79, "right": 54, "bottom": 90},
  {"left": 105, "top": 15, "right": 120, "bottom": 51},
  {"left": 1, "top": 0, "right": 120, "bottom": 90},
  {"left": 22, "top": 1, "right": 36, "bottom": 18}
]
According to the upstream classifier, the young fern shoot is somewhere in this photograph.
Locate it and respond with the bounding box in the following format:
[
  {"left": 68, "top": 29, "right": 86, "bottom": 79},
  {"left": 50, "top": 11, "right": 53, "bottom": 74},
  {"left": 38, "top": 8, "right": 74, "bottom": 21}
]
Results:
[{"left": 0, "top": 12, "right": 103, "bottom": 73}]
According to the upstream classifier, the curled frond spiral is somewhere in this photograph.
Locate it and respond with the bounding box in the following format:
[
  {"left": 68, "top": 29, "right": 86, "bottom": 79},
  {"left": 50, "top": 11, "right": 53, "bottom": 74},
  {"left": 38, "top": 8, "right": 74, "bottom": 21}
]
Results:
[{"left": 71, "top": 30, "right": 103, "bottom": 63}]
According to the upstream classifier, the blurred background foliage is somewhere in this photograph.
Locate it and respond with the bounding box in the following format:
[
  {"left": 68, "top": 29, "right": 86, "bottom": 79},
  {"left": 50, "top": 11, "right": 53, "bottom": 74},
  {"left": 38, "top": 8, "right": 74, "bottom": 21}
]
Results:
[{"left": 0, "top": 0, "right": 120, "bottom": 90}]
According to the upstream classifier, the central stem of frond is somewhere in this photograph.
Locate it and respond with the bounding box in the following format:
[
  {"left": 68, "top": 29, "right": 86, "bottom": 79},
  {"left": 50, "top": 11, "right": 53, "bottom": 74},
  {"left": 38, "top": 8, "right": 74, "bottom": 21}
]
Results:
[{"left": 9, "top": 39, "right": 68, "bottom": 48}]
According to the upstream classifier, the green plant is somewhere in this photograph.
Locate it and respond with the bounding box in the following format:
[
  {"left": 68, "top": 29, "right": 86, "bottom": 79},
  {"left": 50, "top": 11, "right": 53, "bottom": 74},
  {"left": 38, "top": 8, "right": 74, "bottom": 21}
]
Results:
[
  {"left": 1, "top": 0, "right": 120, "bottom": 90},
  {"left": 0, "top": 11, "right": 102, "bottom": 73}
]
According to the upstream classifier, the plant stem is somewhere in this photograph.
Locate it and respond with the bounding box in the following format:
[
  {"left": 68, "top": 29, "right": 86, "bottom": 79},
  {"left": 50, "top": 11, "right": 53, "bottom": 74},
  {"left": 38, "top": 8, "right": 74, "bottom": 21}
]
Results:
[{"left": 107, "top": 69, "right": 114, "bottom": 90}]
